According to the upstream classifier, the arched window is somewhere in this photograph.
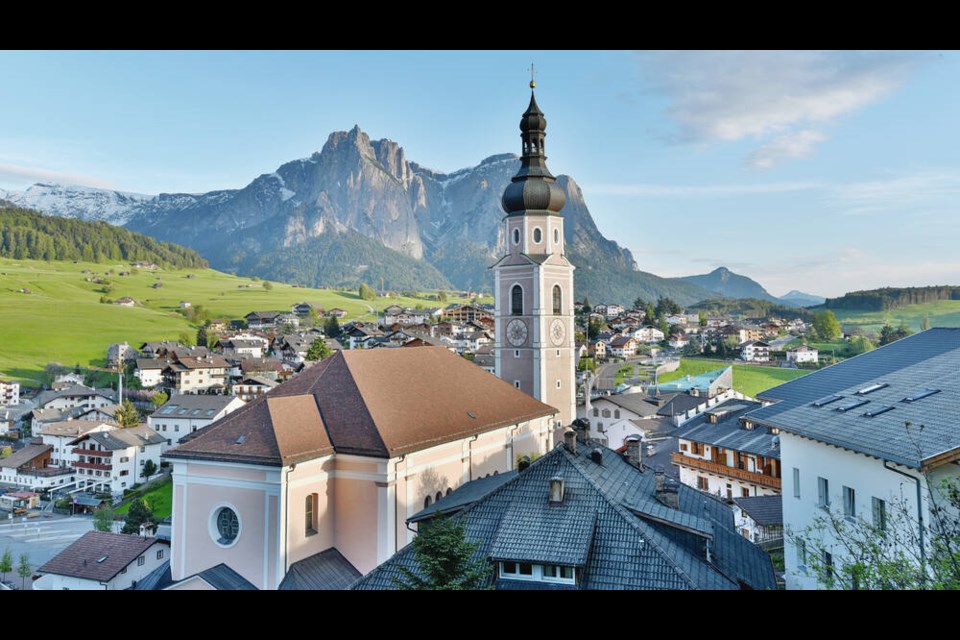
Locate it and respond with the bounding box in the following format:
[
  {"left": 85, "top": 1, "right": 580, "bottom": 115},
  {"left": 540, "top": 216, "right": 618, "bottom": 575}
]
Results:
[
  {"left": 512, "top": 228, "right": 520, "bottom": 245},
  {"left": 602, "top": 409, "right": 610, "bottom": 418},
  {"left": 446, "top": 487, "right": 453, "bottom": 496},
  {"left": 435, "top": 491, "right": 443, "bottom": 503},
  {"left": 511, "top": 285, "right": 523, "bottom": 316},
  {"left": 533, "top": 228, "right": 542, "bottom": 244},
  {"left": 424, "top": 495, "right": 432, "bottom": 509},
  {"left": 554, "top": 228, "right": 560, "bottom": 244},
  {"left": 553, "top": 285, "right": 562, "bottom": 315},
  {"left": 592, "top": 408, "right": 598, "bottom": 417}
]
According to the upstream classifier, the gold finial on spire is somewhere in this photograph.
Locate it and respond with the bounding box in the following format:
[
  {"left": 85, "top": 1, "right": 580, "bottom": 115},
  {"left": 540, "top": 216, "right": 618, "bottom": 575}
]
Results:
[{"left": 529, "top": 63, "right": 537, "bottom": 89}]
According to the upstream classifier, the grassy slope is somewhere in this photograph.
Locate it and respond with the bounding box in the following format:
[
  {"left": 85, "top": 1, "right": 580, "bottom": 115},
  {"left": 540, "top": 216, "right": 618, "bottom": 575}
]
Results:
[
  {"left": 831, "top": 300, "right": 960, "bottom": 334},
  {"left": 658, "top": 358, "right": 809, "bottom": 399},
  {"left": 0, "top": 257, "right": 485, "bottom": 383},
  {"left": 114, "top": 478, "right": 173, "bottom": 518}
]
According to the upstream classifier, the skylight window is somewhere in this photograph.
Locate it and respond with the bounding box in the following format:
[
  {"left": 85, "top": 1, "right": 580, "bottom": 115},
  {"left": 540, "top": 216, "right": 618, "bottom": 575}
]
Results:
[
  {"left": 811, "top": 395, "right": 842, "bottom": 408},
  {"left": 863, "top": 406, "right": 895, "bottom": 418},
  {"left": 902, "top": 388, "right": 941, "bottom": 403},
  {"left": 836, "top": 399, "right": 869, "bottom": 412},
  {"left": 161, "top": 406, "right": 177, "bottom": 415},
  {"left": 856, "top": 383, "right": 888, "bottom": 395}
]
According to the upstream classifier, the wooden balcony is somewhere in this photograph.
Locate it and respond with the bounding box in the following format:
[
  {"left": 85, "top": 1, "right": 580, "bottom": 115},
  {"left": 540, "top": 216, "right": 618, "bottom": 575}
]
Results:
[
  {"left": 671, "top": 452, "right": 781, "bottom": 490},
  {"left": 74, "top": 461, "right": 112, "bottom": 472},
  {"left": 72, "top": 448, "right": 112, "bottom": 457}
]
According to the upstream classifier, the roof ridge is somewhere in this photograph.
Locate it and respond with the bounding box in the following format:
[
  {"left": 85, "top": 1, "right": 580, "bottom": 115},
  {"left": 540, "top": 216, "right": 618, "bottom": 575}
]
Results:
[
  {"left": 326, "top": 352, "right": 388, "bottom": 456},
  {"left": 558, "top": 445, "right": 705, "bottom": 589}
]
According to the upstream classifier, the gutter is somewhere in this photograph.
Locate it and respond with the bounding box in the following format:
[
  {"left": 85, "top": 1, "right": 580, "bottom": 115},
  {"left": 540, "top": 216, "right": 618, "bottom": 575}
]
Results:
[{"left": 882, "top": 460, "right": 925, "bottom": 577}]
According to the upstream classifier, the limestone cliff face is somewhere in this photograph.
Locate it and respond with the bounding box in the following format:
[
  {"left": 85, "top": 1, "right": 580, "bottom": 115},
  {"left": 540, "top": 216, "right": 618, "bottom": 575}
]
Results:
[{"left": 5, "top": 127, "right": 715, "bottom": 303}]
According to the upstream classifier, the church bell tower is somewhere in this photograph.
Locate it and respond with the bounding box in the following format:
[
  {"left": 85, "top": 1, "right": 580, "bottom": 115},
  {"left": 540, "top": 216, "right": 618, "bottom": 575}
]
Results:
[{"left": 493, "top": 78, "right": 576, "bottom": 427}]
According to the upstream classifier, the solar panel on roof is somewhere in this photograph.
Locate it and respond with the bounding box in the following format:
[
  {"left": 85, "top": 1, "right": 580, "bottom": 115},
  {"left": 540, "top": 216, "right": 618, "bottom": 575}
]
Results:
[
  {"left": 811, "top": 395, "right": 842, "bottom": 408},
  {"left": 856, "top": 383, "right": 889, "bottom": 395},
  {"left": 836, "top": 399, "right": 869, "bottom": 412},
  {"left": 902, "top": 388, "right": 941, "bottom": 403},
  {"left": 863, "top": 405, "right": 895, "bottom": 418}
]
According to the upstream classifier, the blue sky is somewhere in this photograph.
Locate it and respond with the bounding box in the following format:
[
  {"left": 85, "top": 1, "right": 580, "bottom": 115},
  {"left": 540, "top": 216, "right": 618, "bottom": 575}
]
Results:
[{"left": 1, "top": 50, "right": 957, "bottom": 297}]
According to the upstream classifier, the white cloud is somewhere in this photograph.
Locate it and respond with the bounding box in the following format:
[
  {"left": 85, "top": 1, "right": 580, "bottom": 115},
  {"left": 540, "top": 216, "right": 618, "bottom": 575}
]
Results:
[
  {"left": 747, "top": 130, "right": 828, "bottom": 169},
  {"left": 587, "top": 180, "right": 822, "bottom": 197},
  {"left": 828, "top": 169, "right": 960, "bottom": 217},
  {"left": 636, "top": 51, "right": 925, "bottom": 167},
  {"left": 0, "top": 162, "right": 118, "bottom": 190}
]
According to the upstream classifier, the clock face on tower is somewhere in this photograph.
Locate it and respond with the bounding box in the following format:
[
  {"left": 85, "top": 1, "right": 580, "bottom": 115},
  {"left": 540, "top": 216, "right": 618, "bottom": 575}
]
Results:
[
  {"left": 550, "top": 318, "right": 566, "bottom": 346},
  {"left": 506, "top": 318, "right": 528, "bottom": 346}
]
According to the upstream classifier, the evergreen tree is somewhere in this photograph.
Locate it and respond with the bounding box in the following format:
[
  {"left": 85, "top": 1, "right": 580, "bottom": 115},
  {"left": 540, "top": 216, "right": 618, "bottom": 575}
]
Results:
[
  {"left": 306, "top": 338, "right": 333, "bottom": 362},
  {"left": 325, "top": 316, "right": 342, "bottom": 338},
  {"left": 121, "top": 499, "right": 155, "bottom": 535},
  {"left": 141, "top": 459, "right": 157, "bottom": 479},
  {"left": 392, "top": 515, "right": 491, "bottom": 590},
  {"left": 632, "top": 297, "right": 646, "bottom": 311},
  {"left": 93, "top": 506, "right": 115, "bottom": 533},
  {"left": 196, "top": 325, "right": 208, "bottom": 347},
  {"left": 644, "top": 302, "right": 656, "bottom": 322},
  {"left": 115, "top": 400, "right": 140, "bottom": 428}
]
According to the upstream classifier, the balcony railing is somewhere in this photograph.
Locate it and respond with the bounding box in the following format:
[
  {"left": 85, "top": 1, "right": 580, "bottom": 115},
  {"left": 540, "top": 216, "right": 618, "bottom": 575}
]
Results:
[
  {"left": 74, "top": 461, "right": 113, "bottom": 472},
  {"left": 671, "top": 452, "right": 781, "bottom": 490},
  {"left": 72, "top": 448, "right": 112, "bottom": 457}
]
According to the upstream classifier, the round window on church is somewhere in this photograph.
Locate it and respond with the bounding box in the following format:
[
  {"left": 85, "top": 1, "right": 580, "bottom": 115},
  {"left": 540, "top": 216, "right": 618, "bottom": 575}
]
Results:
[
  {"left": 512, "top": 228, "right": 520, "bottom": 245},
  {"left": 533, "top": 227, "right": 542, "bottom": 244},
  {"left": 210, "top": 505, "right": 241, "bottom": 547}
]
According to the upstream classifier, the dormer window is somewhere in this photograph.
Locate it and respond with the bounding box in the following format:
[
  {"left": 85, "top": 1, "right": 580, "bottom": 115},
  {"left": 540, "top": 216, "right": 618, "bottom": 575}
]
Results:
[{"left": 499, "top": 562, "right": 575, "bottom": 584}]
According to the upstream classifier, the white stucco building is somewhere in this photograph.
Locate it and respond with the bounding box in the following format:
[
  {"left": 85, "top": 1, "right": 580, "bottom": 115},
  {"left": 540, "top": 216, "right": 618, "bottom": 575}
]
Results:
[
  {"left": 745, "top": 328, "right": 960, "bottom": 589},
  {"left": 0, "top": 379, "right": 20, "bottom": 406},
  {"left": 786, "top": 344, "right": 818, "bottom": 364},
  {"left": 148, "top": 394, "right": 246, "bottom": 452},
  {"left": 35, "top": 531, "right": 168, "bottom": 590},
  {"left": 71, "top": 426, "right": 165, "bottom": 497}
]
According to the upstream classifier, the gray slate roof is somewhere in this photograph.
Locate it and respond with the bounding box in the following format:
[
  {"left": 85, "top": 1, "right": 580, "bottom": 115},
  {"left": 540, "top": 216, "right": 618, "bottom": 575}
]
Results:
[
  {"left": 184, "top": 563, "right": 258, "bottom": 590},
  {"left": 279, "top": 549, "right": 361, "bottom": 590},
  {"left": 80, "top": 426, "right": 165, "bottom": 451},
  {"left": 657, "top": 393, "right": 705, "bottom": 418},
  {"left": 596, "top": 394, "right": 662, "bottom": 418},
  {"left": 409, "top": 471, "right": 517, "bottom": 523},
  {"left": 154, "top": 394, "right": 240, "bottom": 418},
  {"left": 353, "top": 438, "right": 776, "bottom": 590},
  {"left": 733, "top": 495, "right": 783, "bottom": 527},
  {"left": 674, "top": 400, "right": 778, "bottom": 458},
  {"left": 746, "top": 328, "right": 960, "bottom": 469}
]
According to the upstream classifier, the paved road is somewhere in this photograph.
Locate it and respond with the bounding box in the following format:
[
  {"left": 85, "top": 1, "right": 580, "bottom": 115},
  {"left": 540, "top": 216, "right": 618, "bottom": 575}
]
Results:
[{"left": 0, "top": 515, "right": 95, "bottom": 589}]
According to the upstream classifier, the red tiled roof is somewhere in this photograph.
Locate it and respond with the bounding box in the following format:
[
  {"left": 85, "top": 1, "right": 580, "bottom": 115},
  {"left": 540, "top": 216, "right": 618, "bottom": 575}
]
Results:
[
  {"left": 167, "top": 347, "right": 557, "bottom": 465},
  {"left": 38, "top": 531, "right": 162, "bottom": 582}
]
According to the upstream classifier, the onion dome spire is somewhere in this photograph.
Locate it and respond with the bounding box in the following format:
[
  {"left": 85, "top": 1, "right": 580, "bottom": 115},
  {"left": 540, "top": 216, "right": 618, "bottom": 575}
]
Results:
[{"left": 501, "top": 77, "right": 566, "bottom": 217}]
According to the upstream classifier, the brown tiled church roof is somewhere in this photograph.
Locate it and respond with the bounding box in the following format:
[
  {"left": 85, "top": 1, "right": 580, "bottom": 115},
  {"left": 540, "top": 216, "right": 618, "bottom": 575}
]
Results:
[{"left": 167, "top": 347, "right": 556, "bottom": 466}]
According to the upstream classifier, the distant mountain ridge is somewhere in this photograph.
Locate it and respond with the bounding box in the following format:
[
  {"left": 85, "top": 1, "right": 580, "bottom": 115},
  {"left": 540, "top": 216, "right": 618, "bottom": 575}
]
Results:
[
  {"left": 680, "top": 267, "right": 782, "bottom": 304},
  {"left": 0, "top": 126, "right": 719, "bottom": 306},
  {"left": 779, "top": 290, "right": 825, "bottom": 307}
]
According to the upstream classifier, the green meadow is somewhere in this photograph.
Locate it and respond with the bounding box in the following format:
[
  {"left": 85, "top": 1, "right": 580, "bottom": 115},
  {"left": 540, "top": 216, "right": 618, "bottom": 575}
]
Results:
[
  {"left": 0, "top": 257, "right": 478, "bottom": 384},
  {"left": 831, "top": 300, "right": 960, "bottom": 334},
  {"left": 657, "top": 358, "right": 809, "bottom": 399}
]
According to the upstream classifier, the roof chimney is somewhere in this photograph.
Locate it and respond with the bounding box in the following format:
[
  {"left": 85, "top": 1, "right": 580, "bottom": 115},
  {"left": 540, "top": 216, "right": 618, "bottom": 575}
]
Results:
[
  {"left": 590, "top": 448, "right": 603, "bottom": 465},
  {"left": 654, "top": 469, "right": 680, "bottom": 509},
  {"left": 625, "top": 435, "right": 642, "bottom": 469},
  {"left": 549, "top": 476, "right": 565, "bottom": 505},
  {"left": 563, "top": 429, "right": 577, "bottom": 455}
]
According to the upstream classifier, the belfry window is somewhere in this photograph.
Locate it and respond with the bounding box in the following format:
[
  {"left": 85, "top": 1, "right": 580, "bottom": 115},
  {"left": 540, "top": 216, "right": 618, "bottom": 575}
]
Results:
[
  {"left": 553, "top": 285, "right": 562, "bottom": 315},
  {"left": 511, "top": 285, "right": 523, "bottom": 316}
]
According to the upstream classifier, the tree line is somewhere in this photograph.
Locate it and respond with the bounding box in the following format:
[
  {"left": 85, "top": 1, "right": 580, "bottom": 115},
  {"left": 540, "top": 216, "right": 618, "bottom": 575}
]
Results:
[
  {"left": 825, "top": 286, "right": 960, "bottom": 312},
  {"left": 0, "top": 206, "right": 208, "bottom": 268}
]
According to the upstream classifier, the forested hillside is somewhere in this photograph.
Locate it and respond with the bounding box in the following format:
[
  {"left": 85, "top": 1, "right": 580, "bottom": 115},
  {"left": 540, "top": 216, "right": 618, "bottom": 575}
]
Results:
[
  {"left": 824, "top": 286, "right": 960, "bottom": 311},
  {"left": 0, "top": 206, "right": 207, "bottom": 268}
]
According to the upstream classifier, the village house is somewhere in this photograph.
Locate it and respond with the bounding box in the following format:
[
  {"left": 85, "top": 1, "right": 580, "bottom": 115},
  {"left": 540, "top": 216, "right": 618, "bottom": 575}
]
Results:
[
  {"left": 672, "top": 399, "right": 782, "bottom": 499},
  {"left": 292, "top": 302, "right": 321, "bottom": 317},
  {"left": 353, "top": 433, "right": 776, "bottom": 590},
  {"left": 668, "top": 333, "right": 691, "bottom": 349},
  {"left": 444, "top": 304, "right": 494, "bottom": 324},
  {"left": 608, "top": 335, "right": 639, "bottom": 358},
  {"left": 163, "top": 355, "right": 230, "bottom": 395},
  {"left": 139, "top": 342, "right": 210, "bottom": 360},
  {"left": 634, "top": 325, "right": 665, "bottom": 343},
  {"left": 732, "top": 495, "right": 783, "bottom": 544},
  {"left": 148, "top": 394, "right": 246, "bottom": 452},
  {"left": 135, "top": 358, "right": 168, "bottom": 388},
  {"left": 327, "top": 308, "right": 348, "bottom": 319},
  {"left": 164, "top": 347, "right": 559, "bottom": 589},
  {"left": 0, "top": 378, "right": 20, "bottom": 406},
  {"left": 587, "top": 340, "right": 607, "bottom": 360},
  {"left": 230, "top": 375, "right": 278, "bottom": 402},
  {"left": 35, "top": 531, "right": 169, "bottom": 591},
  {"left": 106, "top": 342, "right": 138, "bottom": 369},
  {"left": 219, "top": 338, "right": 267, "bottom": 360},
  {"left": 786, "top": 344, "right": 819, "bottom": 364},
  {"left": 0, "top": 441, "right": 74, "bottom": 490},
  {"left": 35, "top": 384, "right": 116, "bottom": 413},
  {"left": 70, "top": 425, "right": 164, "bottom": 496},
  {"left": 740, "top": 340, "right": 771, "bottom": 362},
  {"left": 38, "top": 420, "right": 116, "bottom": 467},
  {"left": 579, "top": 393, "right": 664, "bottom": 449},
  {"left": 245, "top": 311, "right": 282, "bottom": 331},
  {"left": 745, "top": 328, "right": 960, "bottom": 590}
]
